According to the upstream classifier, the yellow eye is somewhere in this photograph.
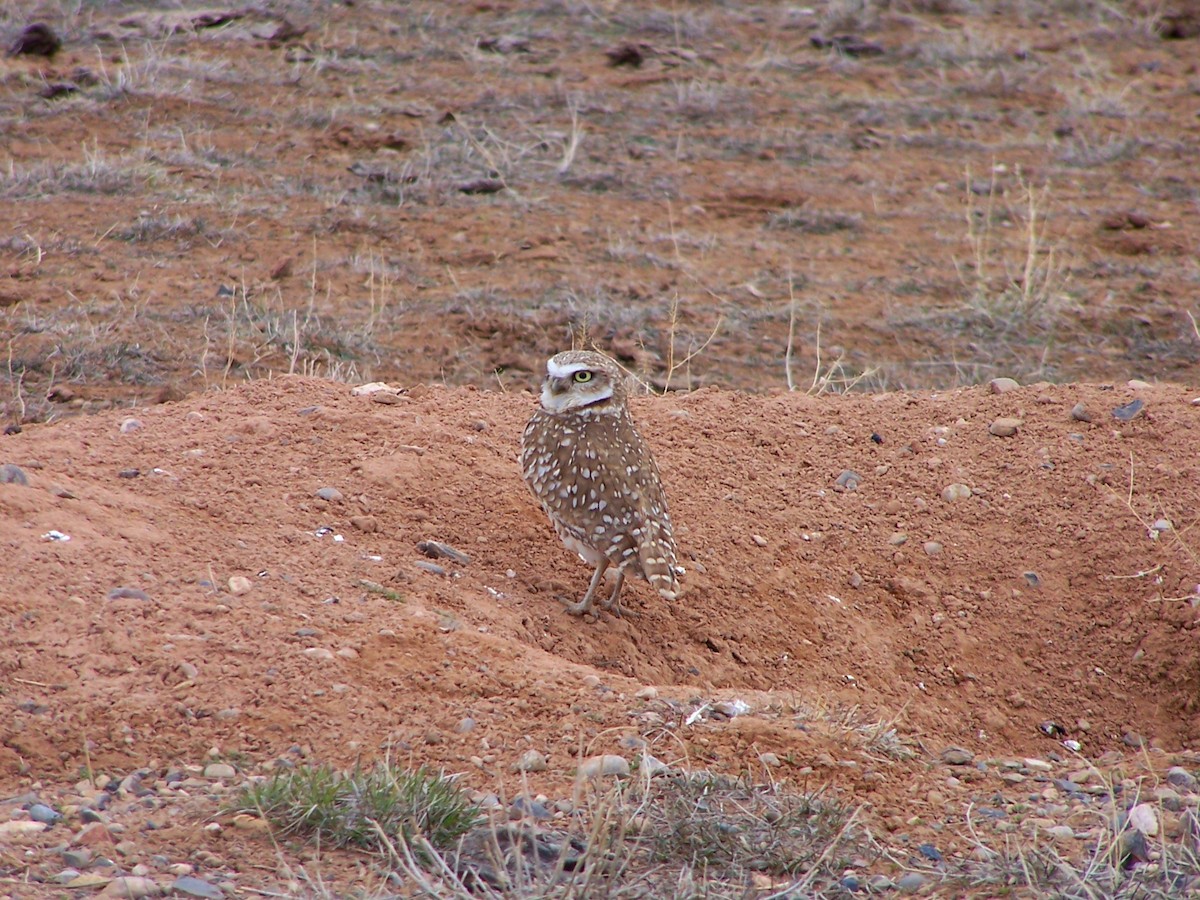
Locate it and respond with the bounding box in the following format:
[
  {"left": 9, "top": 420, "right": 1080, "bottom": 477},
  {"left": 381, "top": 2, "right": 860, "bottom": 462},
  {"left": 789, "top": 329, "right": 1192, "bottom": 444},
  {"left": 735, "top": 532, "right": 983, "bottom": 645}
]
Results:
[{"left": 573, "top": 370, "right": 593, "bottom": 383}]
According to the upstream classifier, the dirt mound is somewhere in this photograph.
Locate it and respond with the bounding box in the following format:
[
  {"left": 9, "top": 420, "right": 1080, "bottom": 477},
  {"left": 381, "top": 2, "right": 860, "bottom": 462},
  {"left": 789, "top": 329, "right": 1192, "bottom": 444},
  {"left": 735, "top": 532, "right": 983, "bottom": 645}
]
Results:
[{"left": 3, "top": 376, "right": 1197, "bottom": 788}]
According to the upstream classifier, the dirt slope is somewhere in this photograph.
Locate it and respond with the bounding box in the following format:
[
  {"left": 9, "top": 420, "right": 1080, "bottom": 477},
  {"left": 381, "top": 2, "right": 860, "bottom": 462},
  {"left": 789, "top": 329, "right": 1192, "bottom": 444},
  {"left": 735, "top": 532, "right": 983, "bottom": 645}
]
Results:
[{"left": 3, "top": 376, "right": 1198, "bottom": 792}]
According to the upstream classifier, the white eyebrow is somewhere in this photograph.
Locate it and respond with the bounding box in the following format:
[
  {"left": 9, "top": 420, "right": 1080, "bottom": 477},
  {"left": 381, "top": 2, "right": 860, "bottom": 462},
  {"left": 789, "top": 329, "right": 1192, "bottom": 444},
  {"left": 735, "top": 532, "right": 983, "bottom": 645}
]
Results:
[{"left": 547, "top": 358, "right": 589, "bottom": 379}]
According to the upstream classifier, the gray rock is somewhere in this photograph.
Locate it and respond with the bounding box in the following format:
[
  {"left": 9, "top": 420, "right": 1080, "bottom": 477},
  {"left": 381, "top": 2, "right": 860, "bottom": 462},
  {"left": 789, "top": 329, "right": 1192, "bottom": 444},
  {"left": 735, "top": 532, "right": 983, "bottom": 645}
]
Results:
[
  {"left": 62, "top": 849, "right": 92, "bottom": 868},
  {"left": 897, "top": 872, "right": 925, "bottom": 893},
  {"left": 514, "top": 750, "right": 547, "bottom": 773},
  {"left": 108, "top": 587, "right": 152, "bottom": 601},
  {"left": 171, "top": 875, "right": 224, "bottom": 898},
  {"left": 577, "top": 755, "right": 630, "bottom": 779},
  {"left": 0, "top": 463, "right": 28, "bottom": 486},
  {"left": 1069, "top": 402, "right": 1092, "bottom": 423},
  {"left": 941, "top": 483, "right": 972, "bottom": 502},
  {"left": 988, "top": 417, "right": 1022, "bottom": 437},
  {"left": 940, "top": 746, "right": 974, "bottom": 766},
  {"left": 834, "top": 470, "right": 861, "bottom": 491},
  {"left": 1166, "top": 766, "right": 1196, "bottom": 790},
  {"left": 1112, "top": 399, "right": 1144, "bottom": 421},
  {"left": 203, "top": 763, "right": 236, "bottom": 779},
  {"left": 989, "top": 377, "right": 1020, "bottom": 393},
  {"left": 315, "top": 487, "right": 343, "bottom": 502},
  {"left": 29, "top": 803, "right": 61, "bottom": 824}
]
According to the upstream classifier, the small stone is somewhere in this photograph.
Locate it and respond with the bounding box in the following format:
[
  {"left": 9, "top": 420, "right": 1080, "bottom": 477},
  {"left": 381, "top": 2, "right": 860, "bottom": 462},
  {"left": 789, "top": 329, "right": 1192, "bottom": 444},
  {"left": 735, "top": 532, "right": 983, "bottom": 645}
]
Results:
[
  {"left": 108, "top": 587, "right": 152, "bottom": 601},
  {"left": 941, "top": 746, "right": 974, "bottom": 765},
  {"left": 1112, "top": 399, "right": 1144, "bottom": 421},
  {"left": 1046, "top": 824, "right": 1075, "bottom": 840},
  {"left": 178, "top": 662, "right": 199, "bottom": 679},
  {"left": 1023, "top": 572, "right": 1041, "bottom": 587},
  {"left": 635, "top": 686, "right": 658, "bottom": 700},
  {"left": 759, "top": 752, "right": 781, "bottom": 767},
  {"left": 62, "top": 849, "right": 92, "bottom": 868},
  {"left": 1129, "top": 802, "right": 1159, "bottom": 836},
  {"left": 988, "top": 417, "right": 1023, "bottom": 437},
  {"left": 1070, "top": 402, "right": 1092, "bottom": 423},
  {"left": 509, "top": 796, "right": 552, "bottom": 820},
  {"left": 119, "top": 418, "right": 143, "bottom": 434},
  {"left": 923, "top": 541, "right": 942, "bottom": 556},
  {"left": 834, "top": 470, "right": 861, "bottom": 491},
  {"left": 1166, "top": 766, "right": 1197, "bottom": 789},
  {"left": 227, "top": 576, "right": 252, "bottom": 596},
  {"left": 302, "top": 647, "right": 334, "bottom": 661},
  {"left": 897, "top": 872, "right": 925, "bottom": 893},
  {"left": 751, "top": 534, "right": 769, "bottom": 547},
  {"left": 1127, "top": 379, "right": 1153, "bottom": 389},
  {"left": 67, "top": 874, "right": 113, "bottom": 889},
  {"left": 941, "top": 483, "right": 972, "bottom": 502},
  {"left": 170, "top": 876, "right": 223, "bottom": 899},
  {"left": 349, "top": 515, "right": 378, "bottom": 532},
  {"left": 0, "top": 820, "right": 47, "bottom": 837},
  {"left": 0, "top": 463, "right": 29, "bottom": 485},
  {"left": 456, "top": 717, "right": 476, "bottom": 733},
  {"left": 1023, "top": 757, "right": 1052, "bottom": 772},
  {"left": 577, "top": 755, "right": 630, "bottom": 779},
  {"left": 315, "top": 487, "right": 343, "bottom": 502},
  {"left": 889, "top": 532, "right": 908, "bottom": 546},
  {"left": 1119, "top": 829, "right": 1151, "bottom": 867},
  {"left": 989, "top": 377, "right": 1020, "bottom": 393},
  {"left": 203, "top": 763, "right": 236, "bottom": 779},
  {"left": 417, "top": 540, "right": 471, "bottom": 565},
  {"left": 514, "top": 750, "right": 547, "bottom": 772},
  {"left": 29, "top": 803, "right": 61, "bottom": 824},
  {"left": 231, "top": 814, "right": 270, "bottom": 834},
  {"left": 102, "top": 875, "right": 159, "bottom": 897},
  {"left": 582, "top": 674, "right": 602, "bottom": 688}
]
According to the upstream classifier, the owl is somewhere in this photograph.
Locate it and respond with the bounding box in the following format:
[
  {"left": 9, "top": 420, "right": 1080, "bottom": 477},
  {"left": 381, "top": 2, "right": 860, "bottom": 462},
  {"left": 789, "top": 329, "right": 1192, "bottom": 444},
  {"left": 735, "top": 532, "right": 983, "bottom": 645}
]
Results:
[{"left": 520, "top": 350, "right": 681, "bottom": 617}]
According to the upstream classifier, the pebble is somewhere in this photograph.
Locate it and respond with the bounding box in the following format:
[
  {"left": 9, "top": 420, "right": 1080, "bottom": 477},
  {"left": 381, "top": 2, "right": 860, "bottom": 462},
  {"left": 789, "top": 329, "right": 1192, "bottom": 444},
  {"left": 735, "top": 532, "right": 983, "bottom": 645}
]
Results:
[
  {"left": 0, "top": 820, "right": 47, "bottom": 837},
  {"left": 227, "top": 576, "right": 252, "bottom": 596},
  {"left": 417, "top": 540, "right": 471, "bottom": 565},
  {"left": 315, "top": 486, "right": 343, "bottom": 502},
  {"left": 62, "top": 848, "right": 92, "bottom": 868},
  {"left": 29, "top": 803, "right": 61, "bottom": 824},
  {"left": 514, "top": 750, "right": 547, "bottom": 772},
  {"left": 834, "top": 470, "right": 861, "bottom": 490},
  {"left": 302, "top": 647, "right": 334, "bottom": 661},
  {"left": 103, "top": 875, "right": 159, "bottom": 897},
  {"left": 896, "top": 872, "right": 925, "bottom": 893},
  {"left": 350, "top": 515, "right": 378, "bottom": 532},
  {"left": 1069, "top": 402, "right": 1092, "bottom": 422},
  {"left": 119, "top": 418, "right": 143, "bottom": 434},
  {"left": 0, "top": 463, "right": 29, "bottom": 485},
  {"left": 108, "top": 587, "right": 152, "bottom": 601},
  {"left": 989, "top": 377, "right": 1020, "bottom": 393},
  {"left": 940, "top": 746, "right": 975, "bottom": 766},
  {"left": 988, "top": 417, "right": 1023, "bottom": 437},
  {"left": 1112, "top": 399, "right": 1144, "bottom": 421},
  {"left": 577, "top": 755, "right": 630, "bottom": 779},
  {"left": 456, "top": 717, "right": 476, "bottom": 733},
  {"left": 1166, "top": 766, "right": 1197, "bottom": 789},
  {"left": 1046, "top": 824, "right": 1075, "bottom": 840},
  {"left": 759, "top": 752, "right": 781, "bottom": 767},
  {"left": 941, "top": 483, "right": 972, "bottom": 502},
  {"left": 635, "top": 686, "right": 658, "bottom": 700},
  {"left": 170, "top": 876, "right": 223, "bottom": 899},
  {"left": 923, "top": 541, "right": 942, "bottom": 556},
  {"left": 1128, "top": 802, "right": 1159, "bottom": 836},
  {"left": 203, "top": 763, "right": 236, "bottom": 780}
]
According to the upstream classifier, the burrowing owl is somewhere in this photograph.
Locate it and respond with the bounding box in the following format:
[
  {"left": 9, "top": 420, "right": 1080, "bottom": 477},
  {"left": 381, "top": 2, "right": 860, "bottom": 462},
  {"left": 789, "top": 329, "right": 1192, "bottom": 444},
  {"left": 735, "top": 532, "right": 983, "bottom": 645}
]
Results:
[{"left": 520, "top": 350, "right": 680, "bottom": 617}]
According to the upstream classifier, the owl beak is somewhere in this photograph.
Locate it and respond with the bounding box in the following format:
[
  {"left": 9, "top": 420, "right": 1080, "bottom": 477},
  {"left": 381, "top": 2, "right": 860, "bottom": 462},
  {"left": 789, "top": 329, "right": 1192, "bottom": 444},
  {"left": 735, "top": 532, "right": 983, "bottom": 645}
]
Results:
[{"left": 546, "top": 376, "right": 569, "bottom": 396}]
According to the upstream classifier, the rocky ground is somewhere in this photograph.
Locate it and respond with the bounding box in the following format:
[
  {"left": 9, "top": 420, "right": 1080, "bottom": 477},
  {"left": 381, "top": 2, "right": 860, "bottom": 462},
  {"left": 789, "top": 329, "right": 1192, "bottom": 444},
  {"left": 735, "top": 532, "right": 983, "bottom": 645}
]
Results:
[{"left": 2, "top": 1, "right": 1200, "bottom": 897}]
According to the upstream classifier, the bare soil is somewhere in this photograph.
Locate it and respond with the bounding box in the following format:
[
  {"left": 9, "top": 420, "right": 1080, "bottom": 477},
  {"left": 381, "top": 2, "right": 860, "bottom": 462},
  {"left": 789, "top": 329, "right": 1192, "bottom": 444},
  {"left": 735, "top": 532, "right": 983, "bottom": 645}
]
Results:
[{"left": 1, "top": 1, "right": 1200, "bottom": 896}]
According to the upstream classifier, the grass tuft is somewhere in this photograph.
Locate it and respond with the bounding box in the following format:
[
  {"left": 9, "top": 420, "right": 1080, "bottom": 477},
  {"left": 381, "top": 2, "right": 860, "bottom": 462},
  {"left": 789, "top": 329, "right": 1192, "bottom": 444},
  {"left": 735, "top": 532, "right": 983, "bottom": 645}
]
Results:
[{"left": 232, "top": 762, "right": 482, "bottom": 852}]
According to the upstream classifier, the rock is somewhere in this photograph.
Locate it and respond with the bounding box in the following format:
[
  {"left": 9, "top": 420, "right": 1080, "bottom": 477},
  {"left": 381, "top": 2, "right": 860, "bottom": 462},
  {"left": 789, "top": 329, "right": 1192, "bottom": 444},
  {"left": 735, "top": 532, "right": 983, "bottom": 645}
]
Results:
[
  {"left": 1112, "top": 399, "right": 1144, "bottom": 421},
  {"left": 513, "top": 750, "right": 547, "bottom": 772},
  {"left": 203, "top": 763, "right": 236, "bottom": 780},
  {"left": 635, "top": 686, "right": 658, "bottom": 700},
  {"left": 1166, "top": 766, "right": 1197, "bottom": 789},
  {"left": 29, "top": 803, "right": 61, "bottom": 824},
  {"left": 302, "top": 647, "right": 334, "bottom": 661},
  {"left": 0, "top": 820, "right": 47, "bottom": 838},
  {"left": 834, "top": 470, "right": 861, "bottom": 490},
  {"left": 227, "top": 576, "right": 252, "bottom": 596},
  {"left": 759, "top": 752, "right": 781, "bottom": 767},
  {"left": 1129, "top": 802, "right": 1159, "bottom": 836},
  {"left": 102, "top": 875, "right": 159, "bottom": 897},
  {"left": 940, "top": 746, "right": 974, "bottom": 766},
  {"left": 170, "top": 876, "right": 224, "bottom": 899},
  {"left": 509, "top": 796, "right": 552, "bottom": 820},
  {"left": 315, "top": 487, "right": 343, "bottom": 502},
  {"left": 988, "top": 417, "right": 1023, "bottom": 437},
  {"left": 1070, "top": 402, "right": 1092, "bottom": 422},
  {"left": 120, "top": 418, "right": 143, "bottom": 433},
  {"left": 349, "top": 515, "right": 378, "bottom": 532},
  {"left": 108, "top": 587, "right": 152, "bottom": 601},
  {"left": 941, "top": 483, "right": 972, "bottom": 502},
  {"left": 923, "top": 541, "right": 942, "bottom": 556},
  {"left": 577, "top": 755, "right": 630, "bottom": 779},
  {"left": 62, "top": 848, "right": 92, "bottom": 868},
  {"left": 1023, "top": 757, "right": 1052, "bottom": 772},
  {"left": 9, "top": 23, "right": 61, "bottom": 57},
  {"left": 1118, "top": 829, "right": 1151, "bottom": 867},
  {"left": 989, "top": 377, "right": 1020, "bottom": 393},
  {"left": 456, "top": 717, "right": 476, "bottom": 733},
  {"left": 0, "top": 463, "right": 29, "bottom": 485},
  {"left": 1047, "top": 824, "right": 1075, "bottom": 840},
  {"left": 896, "top": 872, "right": 925, "bottom": 892},
  {"left": 417, "top": 540, "right": 471, "bottom": 565}
]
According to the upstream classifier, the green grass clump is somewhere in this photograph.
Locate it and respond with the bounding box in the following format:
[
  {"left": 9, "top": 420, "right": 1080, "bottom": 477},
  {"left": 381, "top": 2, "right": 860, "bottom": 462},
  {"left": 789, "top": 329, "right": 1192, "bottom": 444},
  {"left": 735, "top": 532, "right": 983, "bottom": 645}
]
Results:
[{"left": 232, "top": 762, "right": 481, "bottom": 852}]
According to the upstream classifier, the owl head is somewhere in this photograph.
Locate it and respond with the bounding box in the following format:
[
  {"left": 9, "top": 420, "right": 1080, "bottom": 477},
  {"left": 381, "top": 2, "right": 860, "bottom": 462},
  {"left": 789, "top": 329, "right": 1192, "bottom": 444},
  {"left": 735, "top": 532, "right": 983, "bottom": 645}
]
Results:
[{"left": 538, "top": 350, "right": 626, "bottom": 413}]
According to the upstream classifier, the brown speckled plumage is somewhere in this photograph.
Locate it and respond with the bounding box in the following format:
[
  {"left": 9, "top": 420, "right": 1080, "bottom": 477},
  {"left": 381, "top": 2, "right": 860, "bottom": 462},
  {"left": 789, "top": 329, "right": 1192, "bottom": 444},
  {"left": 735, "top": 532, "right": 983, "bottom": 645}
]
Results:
[{"left": 520, "top": 350, "right": 680, "bottom": 617}]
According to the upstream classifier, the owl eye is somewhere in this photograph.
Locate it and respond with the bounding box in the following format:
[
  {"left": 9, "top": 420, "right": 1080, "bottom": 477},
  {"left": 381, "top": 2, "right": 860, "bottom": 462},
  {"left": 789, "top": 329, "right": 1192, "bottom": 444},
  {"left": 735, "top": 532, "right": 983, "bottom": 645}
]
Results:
[{"left": 573, "top": 371, "right": 593, "bottom": 383}]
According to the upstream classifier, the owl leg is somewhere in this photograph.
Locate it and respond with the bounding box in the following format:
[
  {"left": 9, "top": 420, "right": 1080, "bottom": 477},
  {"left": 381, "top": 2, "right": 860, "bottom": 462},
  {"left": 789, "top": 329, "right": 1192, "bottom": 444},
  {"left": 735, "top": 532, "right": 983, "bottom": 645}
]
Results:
[
  {"left": 564, "top": 557, "right": 609, "bottom": 617},
  {"left": 600, "top": 567, "right": 627, "bottom": 617}
]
